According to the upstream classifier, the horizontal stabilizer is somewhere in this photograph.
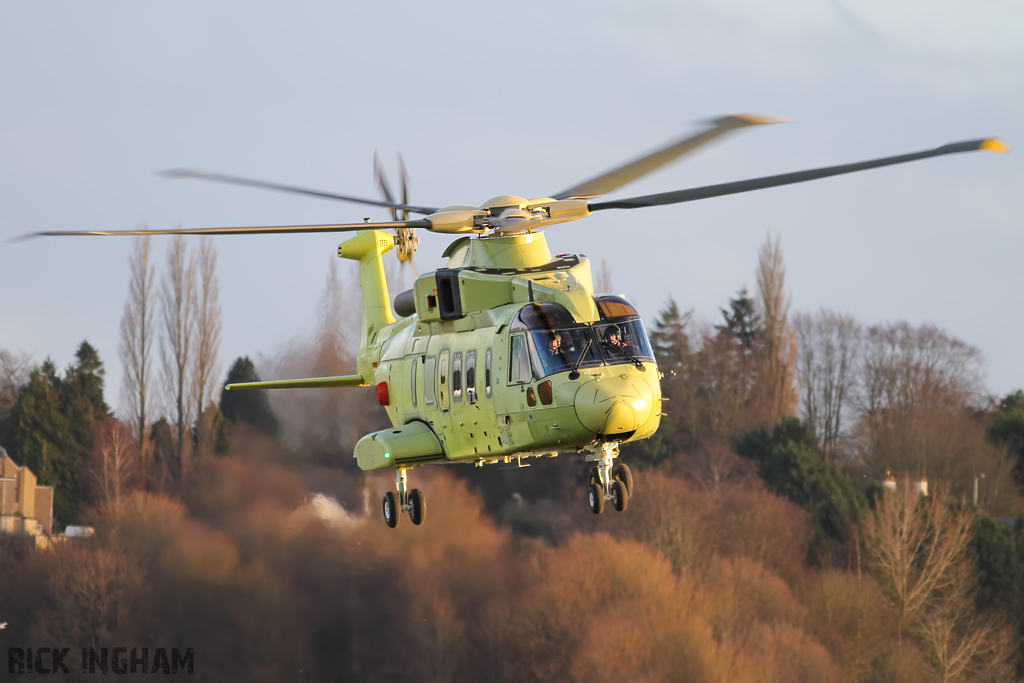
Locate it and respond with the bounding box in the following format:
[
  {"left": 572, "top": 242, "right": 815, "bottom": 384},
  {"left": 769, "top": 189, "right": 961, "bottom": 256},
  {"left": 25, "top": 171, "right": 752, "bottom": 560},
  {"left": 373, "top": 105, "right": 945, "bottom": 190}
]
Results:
[{"left": 225, "top": 375, "right": 367, "bottom": 391}]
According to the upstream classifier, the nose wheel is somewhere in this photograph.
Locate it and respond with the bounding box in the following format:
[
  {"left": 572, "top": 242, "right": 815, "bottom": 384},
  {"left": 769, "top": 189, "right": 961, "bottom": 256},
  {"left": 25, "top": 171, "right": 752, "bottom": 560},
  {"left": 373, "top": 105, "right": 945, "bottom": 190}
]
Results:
[
  {"left": 382, "top": 468, "right": 427, "bottom": 528},
  {"left": 587, "top": 444, "right": 633, "bottom": 514}
]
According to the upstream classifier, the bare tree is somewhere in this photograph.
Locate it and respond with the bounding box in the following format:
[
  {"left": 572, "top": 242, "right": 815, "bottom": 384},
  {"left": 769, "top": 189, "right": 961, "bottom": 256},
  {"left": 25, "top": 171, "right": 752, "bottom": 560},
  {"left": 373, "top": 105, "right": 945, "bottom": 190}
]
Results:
[
  {"left": 855, "top": 322, "right": 992, "bottom": 490},
  {"left": 678, "top": 441, "right": 754, "bottom": 494},
  {"left": 863, "top": 477, "right": 975, "bottom": 644},
  {"left": 0, "top": 347, "right": 31, "bottom": 425},
  {"left": 915, "top": 569, "right": 1017, "bottom": 683},
  {"left": 266, "top": 258, "right": 375, "bottom": 454},
  {"left": 595, "top": 258, "right": 613, "bottom": 293},
  {"left": 118, "top": 235, "right": 157, "bottom": 466},
  {"left": 755, "top": 234, "right": 798, "bottom": 422},
  {"left": 160, "top": 234, "right": 196, "bottom": 475},
  {"left": 794, "top": 309, "right": 861, "bottom": 461},
  {"left": 90, "top": 418, "right": 139, "bottom": 511},
  {"left": 191, "top": 237, "right": 222, "bottom": 454},
  {"left": 860, "top": 322, "right": 983, "bottom": 419}
]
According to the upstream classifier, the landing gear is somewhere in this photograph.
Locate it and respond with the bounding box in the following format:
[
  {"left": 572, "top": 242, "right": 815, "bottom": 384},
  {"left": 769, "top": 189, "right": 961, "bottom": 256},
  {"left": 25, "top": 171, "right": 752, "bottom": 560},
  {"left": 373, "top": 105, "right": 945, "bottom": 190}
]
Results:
[
  {"left": 585, "top": 444, "right": 634, "bottom": 514},
  {"left": 383, "top": 490, "right": 401, "bottom": 528},
  {"left": 589, "top": 482, "right": 605, "bottom": 514},
  {"left": 408, "top": 488, "right": 426, "bottom": 526},
  {"left": 613, "top": 463, "right": 634, "bottom": 499},
  {"left": 611, "top": 480, "right": 628, "bottom": 512},
  {"left": 381, "top": 468, "right": 428, "bottom": 528}
]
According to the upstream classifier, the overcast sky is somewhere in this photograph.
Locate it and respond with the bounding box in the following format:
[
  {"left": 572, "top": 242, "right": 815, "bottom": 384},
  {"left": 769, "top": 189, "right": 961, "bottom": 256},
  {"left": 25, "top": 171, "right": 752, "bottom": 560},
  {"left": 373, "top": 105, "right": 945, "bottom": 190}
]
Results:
[{"left": 2, "top": 1, "right": 1021, "bottom": 413}]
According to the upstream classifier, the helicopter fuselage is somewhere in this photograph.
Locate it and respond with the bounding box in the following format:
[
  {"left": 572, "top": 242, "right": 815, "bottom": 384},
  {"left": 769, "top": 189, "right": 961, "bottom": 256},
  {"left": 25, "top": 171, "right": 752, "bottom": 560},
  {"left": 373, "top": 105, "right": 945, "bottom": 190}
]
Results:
[{"left": 346, "top": 230, "right": 663, "bottom": 471}]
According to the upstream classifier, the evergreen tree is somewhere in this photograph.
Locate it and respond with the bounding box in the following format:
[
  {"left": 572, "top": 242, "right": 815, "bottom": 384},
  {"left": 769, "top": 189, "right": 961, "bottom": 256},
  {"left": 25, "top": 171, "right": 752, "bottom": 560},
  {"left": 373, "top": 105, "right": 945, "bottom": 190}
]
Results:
[
  {"left": 972, "top": 514, "right": 1024, "bottom": 675},
  {"left": 6, "top": 342, "right": 110, "bottom": 526},
  {"left": 150, "top": 417, "right": 177, "bottom": 481},
  {"left": 219, "top": 357, "right": 279, "bottom": 437},
  {"left": 627, "top": 299, "right": 694, "bottom": 466},
  {"left": 735, "top": 417, "right": 865, "bottom": 542},
  {"left": 989, "top": 390, "right": 1024, "bottom": 485},
  {"left": 716, "top": 287, "right": 759, "bottom": 350},
  {"left": 63, "top": 341, "right": 111, "bottom": 455},
  {"left": 649, "top": 298, "right": 691, "bottom": 374}
]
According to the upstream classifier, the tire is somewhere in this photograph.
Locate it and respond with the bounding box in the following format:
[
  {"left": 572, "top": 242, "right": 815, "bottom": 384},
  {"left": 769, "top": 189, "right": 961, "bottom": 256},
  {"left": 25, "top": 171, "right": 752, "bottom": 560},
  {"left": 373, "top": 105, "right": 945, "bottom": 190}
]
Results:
[
  {"left": 589, "top": 466, "right": 602, "bottom": 487},
  {"left": 588, "top": 483, "right": 605, "bottom": 515},
  {"left": 612, "top": 480, "right": 628, "bottom": 512},
  {"left": 408, "top": 488, "right": 426, "bottom": 526},
  {"left": 383, "top": 491, "right": 401, "bottom": 528},
  {"left": 613, "top": 463, "right": 634, "bottom": 499}
]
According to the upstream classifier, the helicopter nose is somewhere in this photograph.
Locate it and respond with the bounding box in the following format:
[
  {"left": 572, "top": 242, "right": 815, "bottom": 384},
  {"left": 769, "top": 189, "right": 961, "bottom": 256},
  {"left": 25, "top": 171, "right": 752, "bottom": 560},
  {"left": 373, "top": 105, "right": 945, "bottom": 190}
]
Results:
[{"left": 574, "top": 375, "right": 655, "bottom": 437}]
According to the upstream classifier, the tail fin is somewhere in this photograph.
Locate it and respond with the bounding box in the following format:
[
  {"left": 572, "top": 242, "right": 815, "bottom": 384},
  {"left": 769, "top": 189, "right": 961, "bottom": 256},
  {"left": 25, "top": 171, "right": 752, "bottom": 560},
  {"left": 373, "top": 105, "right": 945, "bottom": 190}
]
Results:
[{"left": 338, "top": 230, "right": 396, "bottom": 370}]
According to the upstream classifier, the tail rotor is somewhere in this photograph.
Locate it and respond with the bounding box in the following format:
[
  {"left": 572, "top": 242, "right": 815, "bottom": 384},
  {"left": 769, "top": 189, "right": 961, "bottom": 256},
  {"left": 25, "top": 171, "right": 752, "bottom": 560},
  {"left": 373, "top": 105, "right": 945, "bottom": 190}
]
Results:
[{"left": 375, "top": 153, "right": 419, "bottom": 280}]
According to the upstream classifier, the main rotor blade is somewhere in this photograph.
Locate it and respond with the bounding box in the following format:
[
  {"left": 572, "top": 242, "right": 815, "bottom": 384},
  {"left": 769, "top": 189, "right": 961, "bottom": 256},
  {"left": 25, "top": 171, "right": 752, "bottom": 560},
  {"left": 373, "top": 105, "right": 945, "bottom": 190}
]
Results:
[
  {"left": 16, "top": 220, "right": 431, "bottom": 241},
  {"left": 160, "top": 168, "right": 438, "bottom": 215},
  {"left": 589, "top": 138, "right": 1010, "bottom": 211},
  {"left": 553, "top": 114, "right": 784, "bottom": 200}
]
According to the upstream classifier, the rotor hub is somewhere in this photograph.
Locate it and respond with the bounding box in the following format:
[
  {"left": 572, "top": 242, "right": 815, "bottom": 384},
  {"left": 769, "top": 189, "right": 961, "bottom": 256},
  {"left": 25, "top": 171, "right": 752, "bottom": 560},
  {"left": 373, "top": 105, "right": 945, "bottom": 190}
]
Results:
[{"left": 393, "top": 226, "right": 419, "bottom": 263}]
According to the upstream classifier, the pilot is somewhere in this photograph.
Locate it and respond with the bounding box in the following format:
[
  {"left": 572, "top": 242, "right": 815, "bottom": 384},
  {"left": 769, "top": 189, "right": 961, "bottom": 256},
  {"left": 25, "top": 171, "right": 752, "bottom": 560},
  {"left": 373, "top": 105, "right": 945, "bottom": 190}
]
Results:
[
  {"left": 605, "top": 326, "right": 626, "bottom": 348},
  {"left": 549, "top": 333, "right": 564, "bottom": 355}
]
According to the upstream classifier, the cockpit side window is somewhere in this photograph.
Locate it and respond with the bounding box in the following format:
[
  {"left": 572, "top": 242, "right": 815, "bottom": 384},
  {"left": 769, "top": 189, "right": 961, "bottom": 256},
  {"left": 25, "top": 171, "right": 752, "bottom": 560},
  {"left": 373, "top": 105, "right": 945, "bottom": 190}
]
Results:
[
  {"left": 423, "top": 356, "right": 436, "bottom": 406},
  {"left": 509, "top": 334, "right": 532, "bottom": 384}
]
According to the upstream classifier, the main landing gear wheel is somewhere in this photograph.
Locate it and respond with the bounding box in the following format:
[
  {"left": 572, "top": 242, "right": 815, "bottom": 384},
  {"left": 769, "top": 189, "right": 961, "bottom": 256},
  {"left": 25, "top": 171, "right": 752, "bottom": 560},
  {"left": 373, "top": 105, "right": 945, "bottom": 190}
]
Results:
[
  {"left": 383, "top": 491, "right": 401, "bottom": 528},
  {"left": 612, "top": 480, "right": 628, "bottom": 512},
  {"left": 589, "top": 483, "right": 605, "bottom": 514},
  {"left": 383, "top": 468, "right": 427, "bottom": 529},
  {"left": 585, "top": 443, "right": 632, "bottom": 515},
  {"left": 408, "top": 488, "right": 426, "bottom": 526},
  {"left": 613, "top": 463, "right": 634, "bottom": 499}
]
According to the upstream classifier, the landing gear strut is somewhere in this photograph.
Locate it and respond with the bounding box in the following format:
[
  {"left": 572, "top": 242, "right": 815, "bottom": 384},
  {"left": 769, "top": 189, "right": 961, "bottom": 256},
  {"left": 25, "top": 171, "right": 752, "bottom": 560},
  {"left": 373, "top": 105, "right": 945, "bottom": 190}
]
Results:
[
  {"left": 586, "top": 443, "right": 633, "bottom": 514},
  {"left": 382, "top": 468, "right": 427, "bottom": 528}
]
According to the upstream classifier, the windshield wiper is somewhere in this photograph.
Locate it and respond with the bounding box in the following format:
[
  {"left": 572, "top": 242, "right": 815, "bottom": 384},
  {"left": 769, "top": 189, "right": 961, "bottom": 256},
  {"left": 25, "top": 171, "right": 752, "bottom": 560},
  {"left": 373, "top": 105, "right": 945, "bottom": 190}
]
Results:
[
  {"left": 568, "top": 339, "right": 593, "bottom": 381},
  {"left": 601, "top": 340, "right": 646, "bottom": 372}
]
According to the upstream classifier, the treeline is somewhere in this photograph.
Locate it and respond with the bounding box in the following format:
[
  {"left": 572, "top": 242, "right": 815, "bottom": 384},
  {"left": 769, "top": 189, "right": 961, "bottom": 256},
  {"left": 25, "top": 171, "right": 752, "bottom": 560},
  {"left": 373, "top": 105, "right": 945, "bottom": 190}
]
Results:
[{"left": 2, "top": 234, "right": 1024, "bottom": 681}]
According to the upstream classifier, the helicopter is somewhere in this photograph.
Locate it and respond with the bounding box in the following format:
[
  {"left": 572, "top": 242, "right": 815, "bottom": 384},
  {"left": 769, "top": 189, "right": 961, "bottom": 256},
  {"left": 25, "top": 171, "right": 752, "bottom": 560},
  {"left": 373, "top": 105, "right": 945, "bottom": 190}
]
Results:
[{"left": 26, "top": 115, "right": 1008, "bottom": 528}]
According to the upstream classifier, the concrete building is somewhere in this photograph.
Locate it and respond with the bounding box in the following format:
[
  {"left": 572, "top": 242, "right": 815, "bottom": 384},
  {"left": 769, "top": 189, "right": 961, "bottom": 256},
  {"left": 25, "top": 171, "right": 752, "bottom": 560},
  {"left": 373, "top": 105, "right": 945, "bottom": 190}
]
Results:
[{"left": 0, "top": 447, "right": 54, "bottom": 536}]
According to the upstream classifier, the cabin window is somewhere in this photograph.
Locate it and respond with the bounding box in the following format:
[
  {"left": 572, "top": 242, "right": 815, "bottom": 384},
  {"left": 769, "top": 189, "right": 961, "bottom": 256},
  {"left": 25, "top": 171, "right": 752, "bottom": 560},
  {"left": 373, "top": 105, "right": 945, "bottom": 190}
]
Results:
[
  {"left": 466, "top": 351, "right": 477, "bottom": 404},
  {"left": 452, "top": 353, "right": 463, "bottom": 402},
  {"left": 423, "top": 356, "right": 436, "bottom": 406},
  {"left": 485, "top": 349, "right": 492, "bottom": 398},
  {"left": 509, "top": 334, "right": 532, "bottom": 384},
  {"left": 439, "top": 350, "right": 450, "bottom": 412},
  {"left": 410, "top": 358, "right": 418, "bottom": 408}
]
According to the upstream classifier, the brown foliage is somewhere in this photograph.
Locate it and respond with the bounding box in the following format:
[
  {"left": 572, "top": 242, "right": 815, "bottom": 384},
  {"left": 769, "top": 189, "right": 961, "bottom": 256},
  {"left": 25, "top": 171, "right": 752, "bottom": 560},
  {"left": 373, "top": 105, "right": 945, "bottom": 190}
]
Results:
[
  {"left": 803, "top": 569, "right": 897, "bottom": 682},
  {"left": 2, "top": 458, "right": 1013, "bottom": 681},
  {"left": 509, "top": 533, "right": 715, "bottom": 682},
  {"left": 596, "top": 470, "right": 812, "bottom": 582}
]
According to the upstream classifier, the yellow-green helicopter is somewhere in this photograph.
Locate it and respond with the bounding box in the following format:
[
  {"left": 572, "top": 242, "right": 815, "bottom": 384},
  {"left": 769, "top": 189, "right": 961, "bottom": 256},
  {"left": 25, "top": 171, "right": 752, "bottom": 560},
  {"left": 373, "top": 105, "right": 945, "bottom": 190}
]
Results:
[{"left": 28, "top": 115, "right": 1008, "bottom": 528}]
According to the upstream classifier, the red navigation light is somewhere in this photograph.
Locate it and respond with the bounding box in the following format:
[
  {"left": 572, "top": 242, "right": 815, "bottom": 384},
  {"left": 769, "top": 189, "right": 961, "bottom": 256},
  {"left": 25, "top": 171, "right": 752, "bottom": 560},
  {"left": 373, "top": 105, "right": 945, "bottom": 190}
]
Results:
[{"left": 376, "top": 382, "right": 390, "bottom": 406}]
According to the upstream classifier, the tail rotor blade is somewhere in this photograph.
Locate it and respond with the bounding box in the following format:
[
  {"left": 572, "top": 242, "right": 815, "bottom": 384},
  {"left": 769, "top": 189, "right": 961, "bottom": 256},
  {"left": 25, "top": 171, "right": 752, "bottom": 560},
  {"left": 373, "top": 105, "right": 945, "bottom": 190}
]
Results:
[
  {"left": 399, "top": 154, "right": 410, "bottom": 222},
  {"left": 374, "top": 151, "right": 399, "bottom": 221}
]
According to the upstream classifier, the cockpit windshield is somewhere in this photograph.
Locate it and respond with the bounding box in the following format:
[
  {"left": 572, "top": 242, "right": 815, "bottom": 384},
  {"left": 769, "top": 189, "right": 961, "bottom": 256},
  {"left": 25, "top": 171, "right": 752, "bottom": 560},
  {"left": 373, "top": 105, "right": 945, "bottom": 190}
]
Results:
[
  {"left": 593, "top": 320, "right": 655, "bottom": 364},
  {"left": 531, "top": 327, "right": 602, "bottom": 376},
  {"left": 510, "top": 301, "right": 655, "bottom": 379}
]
